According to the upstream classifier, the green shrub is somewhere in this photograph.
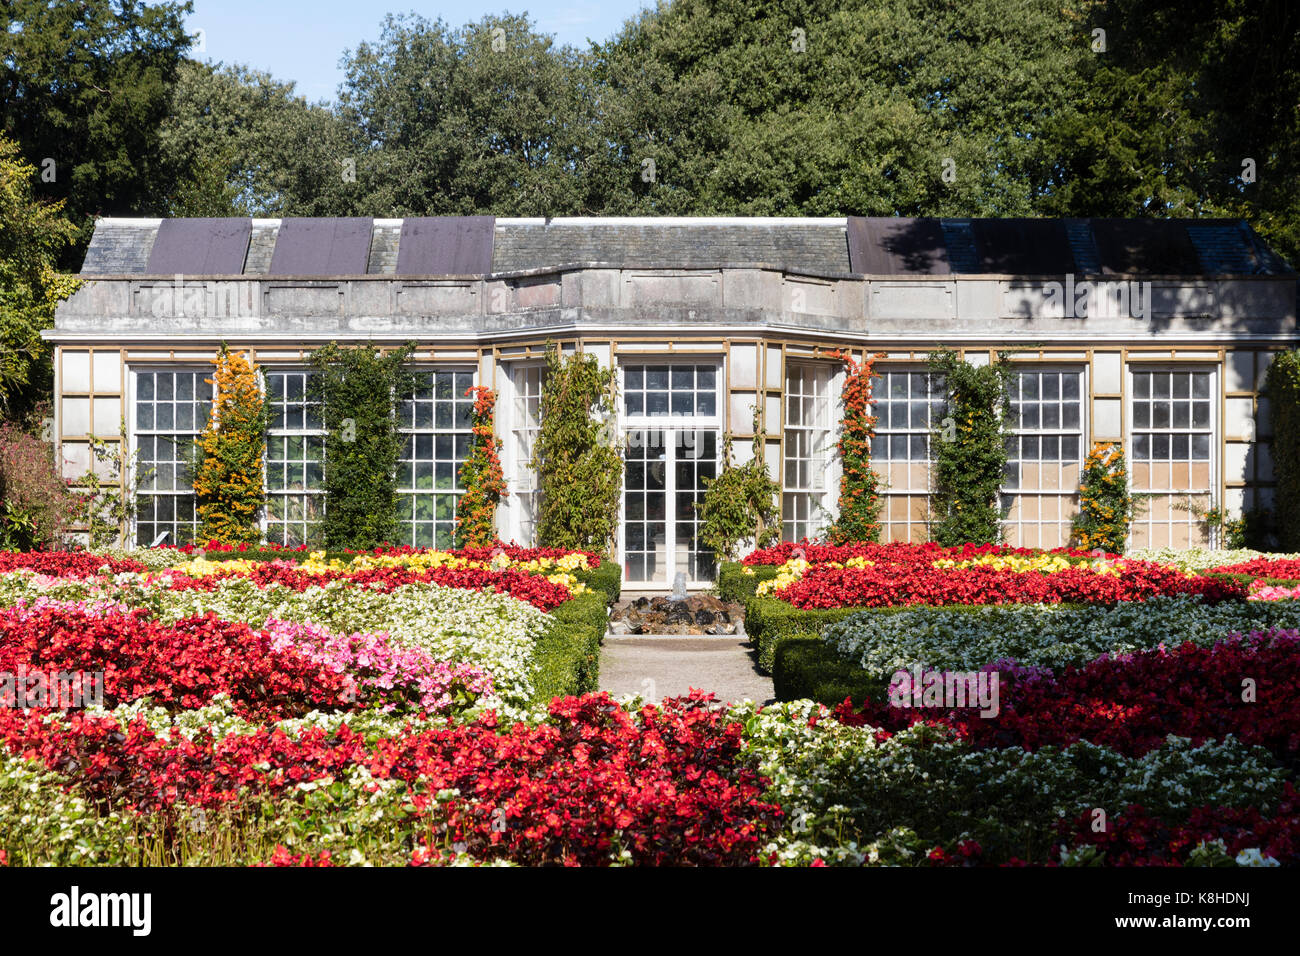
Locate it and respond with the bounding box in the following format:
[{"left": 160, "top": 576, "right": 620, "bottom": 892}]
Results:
[
  {"left": 533, "top": 344, "right": 622, "bottom": 553},
  {"left": 308, "top": 342, "right": 419, "bottom": 550},
  {"left": 1268, "top": 349, "right": 1300, "bottom": 551},
  {"left": 743, "top": 596, "right": 863, "bottom": 673},
  {"left": 1072, "top": 441, "right": 1133, "bottom": 553},
  {"left": 772, "top": 637, "right": 875, "bottom": 705},
  {"left": 716, "top": 561, "right": 776, "bottom": 602},
  {"left": 928, "top": 349, "right": 1013, "bottom": 546},
  {"left": 192, "top": 347, "right": 268, "bottom": 545},
  {"left": 533, "top": 590, "right": 607, "bottom": 703},
  {"left": 0, "top": 420, "right": 78, "bottom": 549},
  {"left": 575, "top": 560, "right": 621, "bottom": 604},
  {"left": 695, "top": 412, "right": 780, "bottom": 560}
]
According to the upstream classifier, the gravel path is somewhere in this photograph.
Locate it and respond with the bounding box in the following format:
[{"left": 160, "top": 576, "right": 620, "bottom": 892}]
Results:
[{"left": 597, "top": 631, "right": 775, "bottom": 705}]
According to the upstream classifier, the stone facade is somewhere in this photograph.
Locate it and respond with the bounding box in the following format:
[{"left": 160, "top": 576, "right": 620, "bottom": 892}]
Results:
[{"left": 47, "top": 216, "right": 1297, "bottom": 586}]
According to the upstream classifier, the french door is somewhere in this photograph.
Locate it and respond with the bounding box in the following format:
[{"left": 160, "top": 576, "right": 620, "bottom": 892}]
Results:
[{"left": 620, "top": 362, "right": 721, "bottom": 587}]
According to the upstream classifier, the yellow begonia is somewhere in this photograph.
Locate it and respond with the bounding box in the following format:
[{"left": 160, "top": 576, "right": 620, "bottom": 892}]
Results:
[{"left": 165, "top": 548, "right": 592, "bottom": 585}]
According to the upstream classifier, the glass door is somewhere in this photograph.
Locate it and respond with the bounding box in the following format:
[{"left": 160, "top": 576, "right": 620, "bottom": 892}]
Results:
[{"left": 620, "top": 362, "right": 721, "bottom": 587}]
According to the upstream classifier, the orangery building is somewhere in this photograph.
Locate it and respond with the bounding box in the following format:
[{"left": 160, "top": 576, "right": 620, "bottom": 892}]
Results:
[{"left": 45, "top": 215, "right": 1296, "bottom": 587}]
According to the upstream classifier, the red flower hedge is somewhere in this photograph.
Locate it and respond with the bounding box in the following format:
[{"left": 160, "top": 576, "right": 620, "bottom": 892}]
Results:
[
  {"left": 0, "top": 603, "right": 355, "bottom": 720},
  {"left": 742, "top": 541, "right": 1107, "bottom": 567},
  {"left": 0, "top": 692, "right": 781, "bottom": 866},
  {"left": 1210, "top": 557, "right": 1300, "bottom": 580},
  {"left": 776, "top": 561, "right": 1245, "bottom": 609},
  {"left": 834, "top": 630, "right": 1300, "bottom": 761},
  {"left": 0, "top": 552, "right": 146, "bottom": 577},
  {"left": 1053, "top": 786, "right": 1300, "bottom": 866}
]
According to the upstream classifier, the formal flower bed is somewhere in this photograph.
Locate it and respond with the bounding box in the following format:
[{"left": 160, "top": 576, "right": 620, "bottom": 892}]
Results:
[
  {"left": 772, "top": 559, "right": 1243, "bottom": 609},
  {"left": 0, "top": 551, "right": 148, "bottom": 578},
  {"left": 742, "top": 700, "right": 1291, "bottom": 866},
  {"left": 831, "top": 628, "right": 1300, "bottom": 762},
  {"left": 158, "top": 560, "right": 577, "bottom": 611},
  {"left": 0, "top": 571, "right": 554, "bottom": 716},
  {"left": 1129, "top": 547, "right": 1300, "bottom": 572},
  {"left": 741, "top": 540, "right": 1093, "bottom": 567},
  {"left": 1210, "top": 556, "right": 1300, "bottom": 580},
  {"left": 4, "top": 542, "right": 1298, "bottom": 867},
  {"left": 0, "top": 599, "right": 492, "bottom": 720},
  {"left": 822, "top": 595, "right": 1300, "bottom": 686},
  {"left": 0, "top": 545, "right": 602, "bottom": 612},
  {"left": 0, "top": 689, "right": 783, "bottom": 866}
]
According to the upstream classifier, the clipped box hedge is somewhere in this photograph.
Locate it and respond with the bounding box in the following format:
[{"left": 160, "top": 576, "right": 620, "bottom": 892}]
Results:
[
  {"left": 772, "top": 637, "right": 875, "bottom": 706},
  {"left": 532, "top": 589, "right": 609, "bottom": 704},
  {"left": 716, "top": 561, "right": 778, "bottom": 602},
  {"left": 576, "top": 561, "right": 621, "bottom": 604},
  {"left": 532, "top": 559, "right": 619, "bottom": 705},
  {"left": 742, "top": 595, "right": 864, "bottom": 673}
]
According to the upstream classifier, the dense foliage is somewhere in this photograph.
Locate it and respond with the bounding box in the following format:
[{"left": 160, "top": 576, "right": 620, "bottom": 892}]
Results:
[
  {"left": 0, "top": 420, "right": 77, "bottom": 549},
  {"left": 696, "top": 411, "right": 780, "bottom": 561},
  {"left": 307, "top": 343, "right": 417, "bottom": 550},
  {"left": 0, "top": 0, "right": 196, "bottom": 261},
  {"left": 1268, "top": 350, "right": 1300, "bottom": 551},
  {"left": 532, "top": 346, "right": 621, "bottom": 554},
  {"left": 927, "top": 351, "right": 1012, "bottom": 546},
  {"left": 192, "top": 349, "right": 268, "bottom": 545},
  {"left": 1072, "top": 441, "right": 1134, "bottom": 553},
  {"left": 2, "top": 1, "right": 1296, "bottom": 271},
  {"left": 0, "top": 135, "right": 79, "bottom": 421}
]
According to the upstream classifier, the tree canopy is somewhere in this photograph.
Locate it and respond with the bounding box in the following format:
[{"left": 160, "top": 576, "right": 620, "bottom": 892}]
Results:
[{"left": 0, "top": 0, "right": 1295, "bottom": 418}]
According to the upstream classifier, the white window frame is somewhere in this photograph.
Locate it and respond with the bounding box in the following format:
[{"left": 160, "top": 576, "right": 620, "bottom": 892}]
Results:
[
  {"left": 262, "top": 368, "right": 326, "bottom": 547},
  {"left": 617, "top": 358, "right": 724, "bottom": 587},
  {"left": 128, "top": 366, "right": 213, "bottom": 547},
  {"left": 872, "top": 366, "right": 945, "bottom": 542},
  {"left": 782, "top": 360, "right": 839, "bottom": 542},
  {"left": 395, "top": 366, "right": 477, "bottom": 549},
  {"left": 1126, "top": 364, "right": 1218, "bottom": 549},
  {"left": 502, "top": 362, "right": 545, "bottom": 546},
  {"left": 1000, "top": 365, "right": 1088, "bottom": 548}
]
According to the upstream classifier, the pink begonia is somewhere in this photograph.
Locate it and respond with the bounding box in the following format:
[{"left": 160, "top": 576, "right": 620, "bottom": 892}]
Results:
[
  {"left": 3, "top": 596, "right": 492, "bottom": 717},
  {"left": 1247, "top": 583, "right": 1300, "bottom": 602},
  {"left": 262, "top": 619, "right": 494, "bottom": 715},
  {"left": 4, "top": 596, "right": 134, "bottom": 619}
]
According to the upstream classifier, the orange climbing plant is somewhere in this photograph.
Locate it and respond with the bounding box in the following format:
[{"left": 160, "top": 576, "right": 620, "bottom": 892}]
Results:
[
  {"left": 454, "top": 385, "right": 508, "bottom": 548},
  {"left": 192, "top": 347, "right": 268, "bottom": 544},
  {"left": 1072, "top": 441, "right": 1133, "bottom": 553},
  {"left": 828, "top": 350, "right": 885, "bottom": 544}
]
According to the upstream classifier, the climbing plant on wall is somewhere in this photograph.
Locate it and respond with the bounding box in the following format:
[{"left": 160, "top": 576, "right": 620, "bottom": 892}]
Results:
[
  {"left": 532, "top": 344, "right": 622, "bottom": 554},
  {"left": 1071, "top": 440, "right": 1134, "bottom": 553},
  {"left": 928, "top": 349, "right": 1013, "bottom": 547},
  {"left": 828, "top": 350, "right": 884, "bottom": 544},
  {"left": 192, "top": 347, "right": 267, "bottom": 545},
  {"left": 454, "top": 385, "right": 507, "bottom": 548},
  {"left": 307, "top": 342, "right": 417, "bottom": 550},
  {"left": 696, "top": 407, "right": 780, "bottom": 560},
  {"left": 1268, "top": 350, "right": 1300, "bottom": 551}
]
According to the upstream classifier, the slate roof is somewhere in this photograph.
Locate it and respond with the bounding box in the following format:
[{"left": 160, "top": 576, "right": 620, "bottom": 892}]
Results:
[{"left": 78, "top": 216, "right": 1295, "bottom": 278}]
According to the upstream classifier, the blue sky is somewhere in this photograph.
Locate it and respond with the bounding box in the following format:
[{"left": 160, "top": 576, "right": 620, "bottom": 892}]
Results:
[{"left": 186, "top": 1, "right": 654, "bottom": 102}]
